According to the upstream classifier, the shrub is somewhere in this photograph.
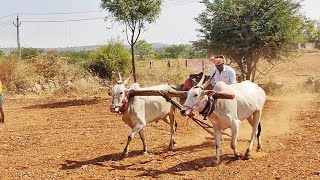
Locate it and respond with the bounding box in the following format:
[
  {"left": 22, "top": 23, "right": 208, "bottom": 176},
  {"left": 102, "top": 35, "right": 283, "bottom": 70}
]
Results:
[
  {"left": 0, "top": 57, "right": 36, "bottom": 93},
  {"left": 87, "top": 41, "right": 131, "bottom": 79}
]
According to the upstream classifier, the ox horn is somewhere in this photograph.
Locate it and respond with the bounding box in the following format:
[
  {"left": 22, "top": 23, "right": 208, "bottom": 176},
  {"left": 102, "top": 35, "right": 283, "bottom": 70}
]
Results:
[
  {"left": 123, "top": 69, "right": 133, "bottom": 85},
  {"left": 123, "top": 76, "right": 130, "bottom": 85},
  {"left": 116, "top": 67, "right": 123, "bottom": 83},
  {"left": 196, "top": 73, "right": 206, "bottom": 87}
]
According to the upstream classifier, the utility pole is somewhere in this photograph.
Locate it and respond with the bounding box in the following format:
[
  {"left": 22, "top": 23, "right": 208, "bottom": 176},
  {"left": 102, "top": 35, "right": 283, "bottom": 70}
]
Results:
[{"left": 13, "top": 14, "right": 21, "bottom": 60}]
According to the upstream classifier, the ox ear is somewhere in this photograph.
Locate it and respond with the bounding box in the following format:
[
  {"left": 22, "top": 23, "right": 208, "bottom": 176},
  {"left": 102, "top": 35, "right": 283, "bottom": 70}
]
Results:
[{"left": 196, "top": 73, "right": 206, "bottom": 87}]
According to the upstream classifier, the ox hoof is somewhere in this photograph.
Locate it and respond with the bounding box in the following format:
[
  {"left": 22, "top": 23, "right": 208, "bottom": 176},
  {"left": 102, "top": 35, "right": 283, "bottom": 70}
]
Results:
[
  {"left": 167, "top": 145, "right": 174, "bottom": 151},
  {"left": 212, "top": 159, "right": 220, "bottom": 166},
  {"left": 173, "top": 140, "right": 177, "bottom": 145},
  {"left": 243, "top": 153, "right": 252, "bottom": 160},
  {"left": 122, "top": 152, "right": 129, "bottom": 159},
  {"left": 143, "top": 150, "right": 152, "bottom": 155},
  {"left": 256, "top": 147, "right": 262, "bottom": 152},
  {"left": 234, "top": 152, "right": 242, "bottom": 159}
]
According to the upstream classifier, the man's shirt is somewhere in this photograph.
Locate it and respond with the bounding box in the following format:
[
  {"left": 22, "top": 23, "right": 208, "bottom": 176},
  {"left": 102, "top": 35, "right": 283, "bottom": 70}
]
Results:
[{"left": 210, "top": 65, "right": 237, "bottom": 86}]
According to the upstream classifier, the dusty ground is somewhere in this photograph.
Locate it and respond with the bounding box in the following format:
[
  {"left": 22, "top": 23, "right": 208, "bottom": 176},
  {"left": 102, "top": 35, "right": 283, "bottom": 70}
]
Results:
[
  {"left": 1, "top": 53, "right": 320, "bottom": 179},
  {"left": 0, "top": 91, "right": 319, "bottom": 179}
]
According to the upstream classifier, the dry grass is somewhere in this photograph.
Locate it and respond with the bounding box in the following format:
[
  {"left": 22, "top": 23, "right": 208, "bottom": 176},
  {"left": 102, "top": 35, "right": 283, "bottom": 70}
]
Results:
[
  {"left": 1, "top": 53, "right": 319, "bottom": 95},
  {"left": 0, "top": 55, "right": 102, "bottom": 95},
  {"left": 0, "top": 57, "right": 37, "bottom": 94},
  {"left": 136, "top": 60, "right": 193, "bottom": 87},
  {"left": 255, "top": 53, "right": 320, "bottom": 92}
]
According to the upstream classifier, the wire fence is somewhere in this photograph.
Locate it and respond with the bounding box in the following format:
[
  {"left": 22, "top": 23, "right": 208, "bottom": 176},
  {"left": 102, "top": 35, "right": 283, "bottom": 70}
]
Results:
[{"left": 136, "top": 59, "right": 216, "bottom": 75}]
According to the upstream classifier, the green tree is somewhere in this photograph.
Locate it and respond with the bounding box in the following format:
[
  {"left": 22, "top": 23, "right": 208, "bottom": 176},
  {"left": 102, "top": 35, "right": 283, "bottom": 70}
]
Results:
[
  {"left": 157, "top": 45, "right": 188, "bottom": 59},
  {"left": 101, "top": 0, "right": 162, "bottom": 82},
  {"left": 21, "top": 48, "right": 40, "bottom": 59},
  {"left": 60, "top": 50, "right": 91, "bottom": 64},
  {"left": 196, "top": 0, "right": 305, "bottom": 81},
  {"left": 315, "top": 23, "right": 320, "bottom": 48},
  {"left": 10, "top": 48, "right": 40, "bottom": 59},
  {"left": 0, "top": 50, "right": 4, "bottom": 57},
  {"left": 135, "top": 40, "right": 155, "bottom": 60},
  {"left": 88, "top": 41, "right": 131, "bottom": 79}
]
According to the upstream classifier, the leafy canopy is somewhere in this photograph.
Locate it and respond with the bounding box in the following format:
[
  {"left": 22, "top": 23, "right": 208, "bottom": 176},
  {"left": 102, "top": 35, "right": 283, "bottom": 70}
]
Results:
[
  {"left": 196, "top": 0, "right": 305, "bottom": 80},
  {"left": 88, "top": 41, "right": 131, "bottom": 79},
  {"left": 101, "top": 0, "right": 162, "bottom": 82},
  {"left": 135, "top": 40, "right": 155, "bottom": 60}
]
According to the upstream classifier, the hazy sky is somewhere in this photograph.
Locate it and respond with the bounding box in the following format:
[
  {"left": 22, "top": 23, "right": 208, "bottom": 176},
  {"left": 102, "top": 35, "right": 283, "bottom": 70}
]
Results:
[{"left": 0, "top": 0, "right": 319, "bottom": 48}]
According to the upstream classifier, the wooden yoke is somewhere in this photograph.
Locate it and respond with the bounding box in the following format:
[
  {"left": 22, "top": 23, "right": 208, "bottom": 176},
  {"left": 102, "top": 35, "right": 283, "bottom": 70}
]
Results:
[
  {"left": 128, "top": 89, "right": 235, "bottom": 100},
  {"left": 128, "top": 89, "right": 187, "bottom": 98}
]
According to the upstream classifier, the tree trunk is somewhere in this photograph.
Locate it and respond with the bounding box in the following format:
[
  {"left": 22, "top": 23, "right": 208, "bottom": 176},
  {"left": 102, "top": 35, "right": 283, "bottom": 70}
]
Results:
[
  {"left": 131, "top": 44, "right": 137, "bottom": 83},
  {"left": 245, "top": 65, "right": 252, "bottom": 81}
]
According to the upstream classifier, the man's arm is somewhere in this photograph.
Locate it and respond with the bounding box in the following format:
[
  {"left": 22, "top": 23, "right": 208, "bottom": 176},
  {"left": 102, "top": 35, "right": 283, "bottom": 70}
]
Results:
[
  {"left": 202, "top": 70, "right": 216, "bottom": 88},
  {"left": 229, "top": 68, "right": 237, "bottom": 84}
]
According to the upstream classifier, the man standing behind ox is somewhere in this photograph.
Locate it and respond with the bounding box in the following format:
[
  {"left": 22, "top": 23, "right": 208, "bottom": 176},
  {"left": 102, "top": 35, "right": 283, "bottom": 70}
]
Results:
[
  {"left": 0, "top": 80, "right": 4, "bottom": 123},
  {"left": 202, "top": 55, "right": 237, "bottom": 88}
]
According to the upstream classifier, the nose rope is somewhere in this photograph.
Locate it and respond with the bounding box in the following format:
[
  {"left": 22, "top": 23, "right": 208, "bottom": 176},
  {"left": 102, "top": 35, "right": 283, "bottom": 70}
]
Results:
[
  {"left": 182, "top": 96, "right": 206, "bottom": 113},
  {"left": 111, "top": 93, "right": 129, "bottom": 115}
]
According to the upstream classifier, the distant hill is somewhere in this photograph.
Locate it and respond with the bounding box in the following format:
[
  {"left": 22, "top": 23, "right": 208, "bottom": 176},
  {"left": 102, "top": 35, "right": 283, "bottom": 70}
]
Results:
[{"left": 0, "top": 43, "right": 170, "bottom": 54}]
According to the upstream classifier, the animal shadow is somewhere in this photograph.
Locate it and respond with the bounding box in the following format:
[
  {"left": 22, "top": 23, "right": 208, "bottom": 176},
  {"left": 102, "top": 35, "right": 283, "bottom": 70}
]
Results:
[
  {"left": 60, "top": 150, "right": 143, "bottom": 170},
  {"left": 23, "top": 98, "right": 101, "bottom": 109}
]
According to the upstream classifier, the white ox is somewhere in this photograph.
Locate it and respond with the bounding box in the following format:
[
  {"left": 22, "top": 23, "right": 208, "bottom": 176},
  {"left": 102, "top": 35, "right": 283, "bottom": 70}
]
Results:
[
  {"left": 109, "top": 75, "right": 177, "bottom": 157},
  {"left": 180, "top": 77, "right": 266, "bottom": 164}
]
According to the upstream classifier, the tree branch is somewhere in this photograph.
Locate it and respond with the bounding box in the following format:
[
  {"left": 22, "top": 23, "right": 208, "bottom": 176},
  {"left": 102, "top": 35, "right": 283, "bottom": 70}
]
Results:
[
  {"left": 125, "top": 23, "right": 131, "bottom": 45},
  {"left": 133, "top": 20, "right": 143, "bottom": 44},
  {"left": 256, "top": 61, "right": 280, "bottom": 75}
]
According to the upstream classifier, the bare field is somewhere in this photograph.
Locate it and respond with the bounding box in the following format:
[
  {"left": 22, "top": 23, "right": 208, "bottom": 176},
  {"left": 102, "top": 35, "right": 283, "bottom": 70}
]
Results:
[{"left": 0, "top": 54, "right": 320, "bottom": 179}]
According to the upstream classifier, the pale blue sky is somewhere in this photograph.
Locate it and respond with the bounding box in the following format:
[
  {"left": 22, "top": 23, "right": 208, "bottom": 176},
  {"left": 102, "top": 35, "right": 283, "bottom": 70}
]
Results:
[{"left": 0, "top": 0, "right": 319, "bottom": 48}]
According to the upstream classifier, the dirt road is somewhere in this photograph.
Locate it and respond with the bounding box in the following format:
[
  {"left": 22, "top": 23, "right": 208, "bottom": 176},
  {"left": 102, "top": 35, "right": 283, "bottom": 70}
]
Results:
[{"left": 0, "top": 92, "right": 319, "bottom": 179}]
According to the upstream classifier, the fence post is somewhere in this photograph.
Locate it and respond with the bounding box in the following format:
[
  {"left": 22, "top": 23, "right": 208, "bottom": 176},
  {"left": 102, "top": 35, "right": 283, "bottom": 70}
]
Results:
[
  {"left": 149, "top": 61, "right": 152, "bottom": 69},
  {"left": 185, "top": 59, "right": 188, "bottom": 67},
  {"left": 202, "top": 59, "right": 205, "bottom": 72}
]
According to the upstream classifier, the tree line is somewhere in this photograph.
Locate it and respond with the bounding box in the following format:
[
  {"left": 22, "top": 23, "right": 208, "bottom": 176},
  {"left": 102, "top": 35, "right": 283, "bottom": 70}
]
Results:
[{"left": 2, "top": 0, "right": 320, "bottom": 82}]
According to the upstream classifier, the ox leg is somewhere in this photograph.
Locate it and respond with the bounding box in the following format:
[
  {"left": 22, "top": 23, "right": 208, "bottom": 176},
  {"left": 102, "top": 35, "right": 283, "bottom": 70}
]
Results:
[
  {"left": 213, "top": 128, "right": 222, "bottom": 165},
  {"left": 168, "top": 113, "right": 177, "bottom": 150},
  {"left": 231, "top": 120, "right": 242, "bottom": 159},
  {"left": 257, "top": 122, "right": 262, "bottom": 152},
  {"left": 138, "top": 129, "right": 149, "bottom": 154},
  {"left": 247, "top": 115, "right": 262, "bottom": 152},
  {"left": 123, "top": 124, "right": 145, "bottom": 157},
  {"left": 244, "top": 110, "right": 262, "bottom": 160}
]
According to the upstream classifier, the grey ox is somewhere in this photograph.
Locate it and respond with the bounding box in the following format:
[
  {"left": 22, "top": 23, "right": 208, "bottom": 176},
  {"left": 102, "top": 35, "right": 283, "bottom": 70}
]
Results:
[
  {"left": 109, "top": 75, "right": 177, "bottom": 156},
  {"left": 180, "top": 76, "right": 266, "bottom": 164}
]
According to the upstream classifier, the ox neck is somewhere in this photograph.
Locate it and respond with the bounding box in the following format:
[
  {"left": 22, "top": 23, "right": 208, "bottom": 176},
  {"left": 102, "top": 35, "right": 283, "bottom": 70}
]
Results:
[{"left": 199, "top": 96, "right": 216, "bottom": 120}]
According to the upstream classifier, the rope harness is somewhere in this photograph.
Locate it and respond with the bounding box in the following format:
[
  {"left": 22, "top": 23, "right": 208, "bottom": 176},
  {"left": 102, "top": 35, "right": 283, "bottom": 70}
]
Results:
[{"left": 199, "top": 96, "right": 216, "bottom": 120}]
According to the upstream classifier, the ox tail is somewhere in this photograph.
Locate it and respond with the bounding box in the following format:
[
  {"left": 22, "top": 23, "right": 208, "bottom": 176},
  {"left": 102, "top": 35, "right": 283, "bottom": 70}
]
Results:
[
  {"left": 257, "top": 122, "right": 261, "bottom": 139},
  {"left": 175, "top": 121, "right": 178, "bottom": 132}
]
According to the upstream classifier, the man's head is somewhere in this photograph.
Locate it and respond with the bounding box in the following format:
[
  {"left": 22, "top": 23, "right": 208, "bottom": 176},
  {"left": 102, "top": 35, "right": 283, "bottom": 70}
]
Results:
[{"left": 210, "top": 55, "right": 225, "bottom": 71}]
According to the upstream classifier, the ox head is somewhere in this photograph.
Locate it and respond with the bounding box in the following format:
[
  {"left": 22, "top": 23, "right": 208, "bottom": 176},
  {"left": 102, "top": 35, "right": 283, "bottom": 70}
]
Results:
[
  {"left": 109, "top": 72, "right": 131, "bottom": 114},
  {"left": 180, "top": 74, "right": 211, "bottom": 116},
  {"left": 180, "top": 73, "right": 235, "bottom": 116}
]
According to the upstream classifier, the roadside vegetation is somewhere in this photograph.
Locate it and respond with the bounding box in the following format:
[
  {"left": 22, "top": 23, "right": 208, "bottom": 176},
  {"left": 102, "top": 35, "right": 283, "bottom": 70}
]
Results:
[{"left": 1, "top": 0, "right": 320, "bottom": 95}]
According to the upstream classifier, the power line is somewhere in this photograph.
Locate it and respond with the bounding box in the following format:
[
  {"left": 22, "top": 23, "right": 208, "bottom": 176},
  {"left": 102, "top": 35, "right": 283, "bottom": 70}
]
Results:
[
  {"left": 0, "top": 10, "right": 102, "bottom": 22},
  {"left": 19, "top": 10, "right": 102, "bottom": 15},
  {"left": 164, "top": 0, "right": 197, "bottom": 8},
  {"left": 0, "top": 13, "right": 16, "bottom": 20},
  {"left": 0, "top": 23, "right": 12, "bottom": 28},
  {"left": 0, "top": 21, "right": 12, "bottom": 26},
  {"left": 21, "top": 17, "right": 105, "bottom": 23}
]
